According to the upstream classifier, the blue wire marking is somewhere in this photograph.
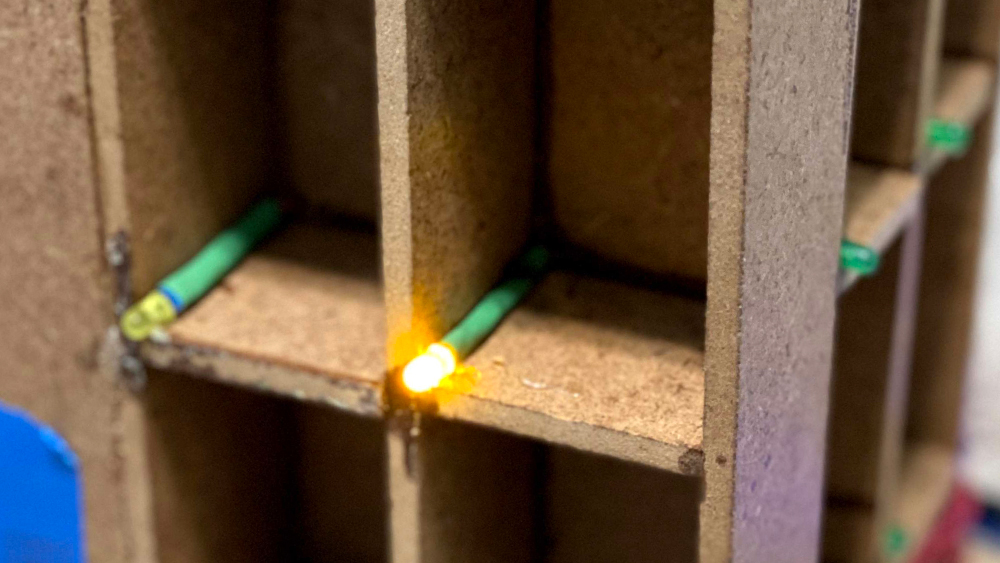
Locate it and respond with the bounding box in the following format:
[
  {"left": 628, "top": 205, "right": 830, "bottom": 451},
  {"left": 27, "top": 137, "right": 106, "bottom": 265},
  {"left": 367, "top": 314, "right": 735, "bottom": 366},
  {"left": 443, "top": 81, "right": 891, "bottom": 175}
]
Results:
[{"left": 157, "top": 285, "right": 185, "bottom": 313}]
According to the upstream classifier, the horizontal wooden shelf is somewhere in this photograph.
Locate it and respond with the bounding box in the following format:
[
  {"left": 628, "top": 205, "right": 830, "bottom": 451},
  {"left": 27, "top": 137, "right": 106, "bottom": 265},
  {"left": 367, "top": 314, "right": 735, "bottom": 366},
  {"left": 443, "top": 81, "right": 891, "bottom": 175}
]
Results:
[
  {"left": 838, "top": 163, "right": 923, "bottom": 293},
  {"left": 924, "top": 57, "right": 996, "bottom": 173},
  {"left": 141, "top": 221, "right": 385, "bottom": 417},
  {"left": 435, "top": 272, "right": 706, "bottom": 475}
]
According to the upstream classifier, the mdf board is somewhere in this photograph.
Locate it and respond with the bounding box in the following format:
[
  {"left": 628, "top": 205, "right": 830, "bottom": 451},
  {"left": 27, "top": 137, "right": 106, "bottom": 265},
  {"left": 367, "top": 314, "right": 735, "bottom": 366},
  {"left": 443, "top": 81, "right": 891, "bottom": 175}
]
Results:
[
  {"left": 410, "top": 419, "right": 541, "bottom": 563},
  {"left": 704, "top": 0, "right": 857, "bottom": 562},
  {"left": 379, "top": 0, "right": 538, "bottom": 353},
  {"left": 89, "top": 0, "right": 388, "bottom": 407},
  {"left": 0, "top": 0, "right": 130, "bottom": 560},
  {"left": 144, "top": 371, "right": 388, "bottom": 563},
  {"left": 378, "top": 0, "right": 859, "bottom": 561},
  {"left": 376, "top": 0, "right": 712, "bottom": 475},
  {"left": 542, "top": 446, "right": 701, "bottom": 563},
  {"left": 377, "top": 0, "right": 714, "bottom": 365},
  {"left": 851, "top": 0, "right": 945, "bottom": 167},
  {"left": 98, "top": 0, "right": 380, "bottom": 293},
  {"left": 546, "top": 0, "right": 712, "bottom": 282},
  {"left": 389, "top": 418, "right": 702, "bottom": 563}
]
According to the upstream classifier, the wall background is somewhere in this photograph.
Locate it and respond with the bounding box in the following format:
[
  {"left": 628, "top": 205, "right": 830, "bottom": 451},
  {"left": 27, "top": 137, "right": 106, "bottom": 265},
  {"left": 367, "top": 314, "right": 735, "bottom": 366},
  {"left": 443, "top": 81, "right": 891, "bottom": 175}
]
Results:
[{"left": 962, "top": 94, "right": 1000, "bottom": 507}]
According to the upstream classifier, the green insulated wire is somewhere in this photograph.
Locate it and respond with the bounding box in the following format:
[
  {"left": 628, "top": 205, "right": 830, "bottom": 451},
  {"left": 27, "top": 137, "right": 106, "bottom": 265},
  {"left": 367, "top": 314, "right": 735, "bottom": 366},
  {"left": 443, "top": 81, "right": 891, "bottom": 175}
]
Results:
[
  {"left": 442, "top": 245, "right": 551, "bottom": 360},
  {"left": 927, "top": 119, "right": 971, "bottom": 156},
  {"left": 119, "top": 198, "right": 284, "bottom": 341},
  {"left": 840, "top": 240, "right": 880, "bottom": 277},
  {"left": 159, "top": 198, "right": 284, "bottom": 309}
]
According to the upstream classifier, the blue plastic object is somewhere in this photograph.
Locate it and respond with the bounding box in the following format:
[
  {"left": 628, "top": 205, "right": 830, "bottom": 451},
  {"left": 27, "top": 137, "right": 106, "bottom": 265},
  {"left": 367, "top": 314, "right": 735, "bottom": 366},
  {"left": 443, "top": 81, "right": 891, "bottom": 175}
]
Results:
[{"left": 0, "top": 402, "right": 84, "bottom": 563}]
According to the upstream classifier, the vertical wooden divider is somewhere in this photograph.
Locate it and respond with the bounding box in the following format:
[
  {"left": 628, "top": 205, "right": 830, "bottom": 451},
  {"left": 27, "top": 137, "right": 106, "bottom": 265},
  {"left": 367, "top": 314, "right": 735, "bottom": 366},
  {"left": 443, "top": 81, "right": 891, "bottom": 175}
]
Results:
[{"left": 704, "top": 0, "right": 859, "bottom": 561}]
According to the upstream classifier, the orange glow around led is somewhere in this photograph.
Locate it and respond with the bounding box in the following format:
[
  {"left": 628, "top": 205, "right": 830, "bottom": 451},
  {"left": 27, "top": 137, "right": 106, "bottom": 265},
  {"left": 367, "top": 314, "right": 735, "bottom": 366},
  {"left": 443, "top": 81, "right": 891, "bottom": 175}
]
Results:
[{"left": 402, "top": 343, "right": 458, "bottom": 394}]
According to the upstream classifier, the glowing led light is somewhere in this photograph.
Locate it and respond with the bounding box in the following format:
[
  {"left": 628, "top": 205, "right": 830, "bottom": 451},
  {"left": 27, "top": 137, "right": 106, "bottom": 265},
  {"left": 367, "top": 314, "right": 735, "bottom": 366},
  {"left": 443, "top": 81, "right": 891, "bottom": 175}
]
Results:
[{"left": 402, "top": 343, "right": 457, "bottom": 394}]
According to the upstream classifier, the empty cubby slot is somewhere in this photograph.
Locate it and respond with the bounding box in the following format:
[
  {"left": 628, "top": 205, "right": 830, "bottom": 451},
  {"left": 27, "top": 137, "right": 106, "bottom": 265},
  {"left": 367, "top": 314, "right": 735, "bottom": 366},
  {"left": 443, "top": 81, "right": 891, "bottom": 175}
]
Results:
[
  {"left": 849, "top": 0, "right": 944, "bottom": 168},
  {"left": 827, "top": 238, "right": 906, "bottom": 507},
  {"left": 415, "top": 419, "right": 700, "bottom": 563},
  {"left": 848, "top": 0, "right": 996, "bottom": 170},
  {"left": 825, "top": 238, "right": 913, "bottom": 562},
  {"left": 392, "top": 0, "right": 710, "bottom": 472},
  {"left": 110, "top": 0, "right": 382, "bottom": 391},
  {"left": 144, "top": 371, "right": 387, "bottom": 563}
]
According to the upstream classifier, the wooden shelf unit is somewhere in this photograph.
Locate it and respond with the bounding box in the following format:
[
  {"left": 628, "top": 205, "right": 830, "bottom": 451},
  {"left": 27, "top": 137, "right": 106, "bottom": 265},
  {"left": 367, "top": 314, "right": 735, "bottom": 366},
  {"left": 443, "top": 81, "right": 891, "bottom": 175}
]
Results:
[
  {"left": 63, "top": 0, "right": 996, "bottom": 558},
  {"left": 821, "top": 0, "right": 999, "bottom": 560}
]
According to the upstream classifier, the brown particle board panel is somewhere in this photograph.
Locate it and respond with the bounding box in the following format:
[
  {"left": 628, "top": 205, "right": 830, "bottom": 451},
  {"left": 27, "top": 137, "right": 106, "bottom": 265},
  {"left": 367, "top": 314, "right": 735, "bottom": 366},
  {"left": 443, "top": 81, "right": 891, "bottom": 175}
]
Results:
[
  {"left": 703, "top": 0, "right": 858, "bottom": 560},
  {"left": 144, "top": 371, "right": 298, "bottom": 563},
  {"left": 547, "top": 0, "right": 712, "bottom": 281},
  {"left": 944, "top": 0, "right": 1000, "bottom": 60},
  {"left": 377, "top": 0, "right": 538, "bottom": 361},
  {"left": 144, "top": 371, "right": 389, "bottom": 563},
  {"left": 110, "top": 0, "right": 275, "bottom": 295},
  {"left": 414, "top": 419, "right": 541, "bottom": 563},
  {"left": 436, "top": 272, "right": 706, "bottom": 474},
  {"left": 910, "top": 113, "right": 994, "bottom": 447},
  {"left": 0, "top": 0, "right": 131, "bottom": 558},
  {"left": 885, "top": 443, "right": 955, "bottom": 563},
  {"left": 923, "top": 58, "right": 996, "bottom": 172},
  {"left": 277, "top": 0, "right": 380, "bottom": 220},
  {"left": 141, "top": 222, "right": 385, "bottom": 416},
  {"left": 851, "top": 0, "right": 945, "bottom": 167},
  {"left": 292, "top": 403, "right": 389, "bottom": 563},
  {"left": 839, "top": 164, "right": 923, "bottom": 292}
]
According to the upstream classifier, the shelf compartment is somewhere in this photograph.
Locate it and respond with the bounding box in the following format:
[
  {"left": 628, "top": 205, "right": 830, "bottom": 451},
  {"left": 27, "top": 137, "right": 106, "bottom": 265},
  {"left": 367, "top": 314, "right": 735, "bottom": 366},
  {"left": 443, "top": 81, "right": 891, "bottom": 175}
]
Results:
[
  {"left": 924, "top": 57, "right": 996, "bottom": 172},
  {"left": 839, "top": 164, "right": 923, "bottom": 293},
  {"left": 850, "top": 0, "right": 945, "bottom": 168},
  {"left": 822, "top": 443, "right": 954, "bottom": 563},
  {"left": 828, "top": 239, "right": 906, "bottom": 503},
  {"left": 434, "top": 271, "right": 705, "bottom": 474},
  {"left": 144, "top": 370, "right": 387, "bottom": 563},
  {"left": 410, "top": 418, "right": 700, "bottom": 562},
  {"left": 378, "top": 0, "right": 714, "bottom": 358},
  {"left": 142, "top": 221, "right": 385, "bottom": 417},
  {"left": 101, "top": 0, "right": 385, "bottom": 408}
]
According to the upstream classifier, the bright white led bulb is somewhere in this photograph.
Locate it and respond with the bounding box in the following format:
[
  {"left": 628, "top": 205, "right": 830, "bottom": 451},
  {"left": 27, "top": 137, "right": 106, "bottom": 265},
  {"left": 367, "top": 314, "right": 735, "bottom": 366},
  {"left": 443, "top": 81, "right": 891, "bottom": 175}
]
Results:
[{"left": 402, "top": 343, "right": 457, "bottom": 394}]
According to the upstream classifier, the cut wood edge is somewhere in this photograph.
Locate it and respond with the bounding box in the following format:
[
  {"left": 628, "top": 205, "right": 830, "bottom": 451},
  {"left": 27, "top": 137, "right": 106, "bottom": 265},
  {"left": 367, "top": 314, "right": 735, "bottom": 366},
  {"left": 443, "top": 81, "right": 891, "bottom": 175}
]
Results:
[
  {"left": 436, "top": 394, "right": 704, "bottom": 475},
  {"left": 142, "top": 342, "right": 383, "bottom": 418}
]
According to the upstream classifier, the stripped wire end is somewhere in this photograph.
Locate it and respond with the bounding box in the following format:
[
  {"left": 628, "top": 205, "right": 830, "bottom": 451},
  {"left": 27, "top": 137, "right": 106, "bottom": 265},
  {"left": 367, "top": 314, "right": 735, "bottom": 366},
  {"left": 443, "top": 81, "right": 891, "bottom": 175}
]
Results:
[{"left": 119, "top": 291, "right": 178, "bottom": 342}]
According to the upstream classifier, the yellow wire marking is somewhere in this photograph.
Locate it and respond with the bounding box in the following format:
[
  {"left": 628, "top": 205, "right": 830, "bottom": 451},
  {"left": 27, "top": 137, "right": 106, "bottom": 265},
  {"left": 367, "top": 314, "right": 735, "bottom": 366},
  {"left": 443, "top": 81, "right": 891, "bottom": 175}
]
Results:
[
  {"left": 402, "top": 343, "right": 458, "bottom": 394},
  {"left": 119, "top": 292, "right": 177, "bottom": 342}
]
